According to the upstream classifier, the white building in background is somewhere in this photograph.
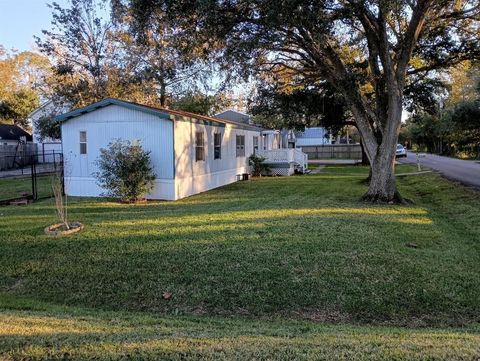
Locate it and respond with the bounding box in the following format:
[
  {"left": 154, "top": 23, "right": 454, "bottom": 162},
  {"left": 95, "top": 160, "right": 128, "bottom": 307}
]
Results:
[
  {"left": 28, "top": 100, "right": 64, "bottom": 163},
  {"left": 57, "top": 98, "right": 307, "bottom": 201},
  {"left": 295, "top": 127, "right": 331, "bottom": 147}
]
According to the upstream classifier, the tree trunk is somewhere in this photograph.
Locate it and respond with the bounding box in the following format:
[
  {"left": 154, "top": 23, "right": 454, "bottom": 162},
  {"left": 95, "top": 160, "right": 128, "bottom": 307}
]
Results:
[
  {"left": 360, "top": 140, "right": 370, "bottom": 166},
  {"left": 160, "top": 82, "right": 167, "bottom": 107},
  {"left": 363, "top": 150, "right": 401, "bottom": 203},
  {"left": 362, "top": 92, "right": 404, "bottom": 203}
]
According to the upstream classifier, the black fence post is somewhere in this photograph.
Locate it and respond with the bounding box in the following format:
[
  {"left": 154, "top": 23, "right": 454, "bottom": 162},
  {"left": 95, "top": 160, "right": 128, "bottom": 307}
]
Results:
[
  {"left": 31, "top": 155, "right": 36, "bottom": 200},
  {"left": 61, "top": 155, "right": 65, "bottom": 196}
]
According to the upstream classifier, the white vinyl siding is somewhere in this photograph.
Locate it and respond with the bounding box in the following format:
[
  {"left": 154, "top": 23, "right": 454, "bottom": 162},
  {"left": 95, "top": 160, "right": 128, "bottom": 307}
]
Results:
[
  {"left": 174, "top": 119, "right": 261, "bottom": 199},
  {"left": 62, "top": 104, "right": 175, "bottom": 200},
  {"left": 61, "top": 102, "right": 262, "bottom": 201}
]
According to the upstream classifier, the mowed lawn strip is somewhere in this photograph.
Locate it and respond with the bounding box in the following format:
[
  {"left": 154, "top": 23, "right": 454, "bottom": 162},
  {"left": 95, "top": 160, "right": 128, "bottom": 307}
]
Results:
[
  {"left": 0, "top": 298, "right": 479, "bottom": 361},
  {"left": 0, "top": 164, "right": 479, "bottom": 327}
]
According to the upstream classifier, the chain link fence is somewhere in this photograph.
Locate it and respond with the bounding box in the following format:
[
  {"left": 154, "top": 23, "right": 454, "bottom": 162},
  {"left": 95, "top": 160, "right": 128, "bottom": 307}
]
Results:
[{"left": 0, "top": 151, "right": 63, "bottom": 205}]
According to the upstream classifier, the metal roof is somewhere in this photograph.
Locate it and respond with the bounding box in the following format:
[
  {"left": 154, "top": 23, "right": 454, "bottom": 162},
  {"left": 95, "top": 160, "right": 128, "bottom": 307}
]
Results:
[
  {"left": 56, "top": 98, "right": 264, "bottom": 131},
  {"left": 215, "top": 110, "right": 251, "bottom": 124}
]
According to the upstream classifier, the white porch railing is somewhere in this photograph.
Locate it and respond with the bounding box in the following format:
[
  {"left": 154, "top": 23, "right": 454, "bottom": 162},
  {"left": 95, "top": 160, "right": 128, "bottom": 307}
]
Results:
[{"left": 257, "top": 148, "right": 308, "bottom": 170}]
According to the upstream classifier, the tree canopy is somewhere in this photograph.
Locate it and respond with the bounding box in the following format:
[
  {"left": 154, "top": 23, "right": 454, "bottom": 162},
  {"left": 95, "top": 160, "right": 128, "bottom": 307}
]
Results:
[
  {"left": 126, "top": 0, "right": 480, "bottom": 201},
  {"left": 403, "top": 61, "right": 480, "bottom": 158},
  {"left": 112, "top": 0, "right": 213, "bottom": 107},
  {"left": 0, "top": 47, "right": 49, "bottom": 127}
]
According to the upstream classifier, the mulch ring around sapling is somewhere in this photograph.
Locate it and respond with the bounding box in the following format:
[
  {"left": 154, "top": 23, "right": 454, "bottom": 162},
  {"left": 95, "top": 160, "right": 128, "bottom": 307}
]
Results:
[{"left": 44, "top": 222, "right": 84, "bottom": 236}]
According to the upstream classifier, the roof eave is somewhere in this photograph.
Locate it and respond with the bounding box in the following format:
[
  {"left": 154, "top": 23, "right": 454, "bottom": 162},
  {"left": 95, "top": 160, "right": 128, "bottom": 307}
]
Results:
[
  {"left": 55, "top": 98, "right": 171, "bottom": 123},
  {"left": 55, "top": 98, "right": 264, "bottom": 131}
]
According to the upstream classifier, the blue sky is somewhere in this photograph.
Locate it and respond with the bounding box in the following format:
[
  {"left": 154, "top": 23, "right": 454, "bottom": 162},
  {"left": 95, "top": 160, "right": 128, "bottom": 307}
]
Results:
[{"left": 0, "top": 0, "right": 68, "bottom": 51}]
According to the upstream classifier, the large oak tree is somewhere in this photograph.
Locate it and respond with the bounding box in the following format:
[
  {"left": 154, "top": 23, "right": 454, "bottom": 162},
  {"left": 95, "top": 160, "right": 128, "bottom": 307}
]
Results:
[
  {"left": 126, "top": 0, "right": 480, "bottom": 202},
  {"left": 112, "top": 0, "right": 215, "bottom": 107}
]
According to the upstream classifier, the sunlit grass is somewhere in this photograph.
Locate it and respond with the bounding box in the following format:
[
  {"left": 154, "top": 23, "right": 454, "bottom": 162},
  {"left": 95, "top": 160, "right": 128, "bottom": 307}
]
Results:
[
  {"left": 1, "top": 302, "right": 479, "bottom": 361},
  {"left": 0, "top": 164, "right": 479, "bottom": 359},
  {"left": 0, "top": 174, "right": 55, "bottom": 201}
]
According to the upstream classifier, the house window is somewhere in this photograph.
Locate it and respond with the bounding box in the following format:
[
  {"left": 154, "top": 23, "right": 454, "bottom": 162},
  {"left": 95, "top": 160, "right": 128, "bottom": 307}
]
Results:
[
  {"left": 79, "top": 131, "right": 87, "bottom": 154},
  {"left": 262, "top": 134, "right": 267, "bottom": 150},
  {"left": 253, "top": 136, "right": 259, "bottom": 152},
  {"left": 236, "top": 135, "right": 245, "bottom": 157},
  {"left": 195, "top": 131, "right": 205, "bottom": 161},
  {"left": 214, "top": 132, "right": 222, "bottom": 159}
]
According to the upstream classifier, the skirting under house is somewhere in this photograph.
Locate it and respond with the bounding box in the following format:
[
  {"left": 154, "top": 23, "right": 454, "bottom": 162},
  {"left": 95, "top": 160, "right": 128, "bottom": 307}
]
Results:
[{"left": 266, "top": 162, "right": 296, "bottom": 176}]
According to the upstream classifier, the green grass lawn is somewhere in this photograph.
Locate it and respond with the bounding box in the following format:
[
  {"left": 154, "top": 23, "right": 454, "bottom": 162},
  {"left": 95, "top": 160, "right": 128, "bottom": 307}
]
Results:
[
  {"left": 1, "top": 164, "right": 479, "bottom": 360},
  {"left": 0, "top": 174, "right": 55, "bottom": 201}
]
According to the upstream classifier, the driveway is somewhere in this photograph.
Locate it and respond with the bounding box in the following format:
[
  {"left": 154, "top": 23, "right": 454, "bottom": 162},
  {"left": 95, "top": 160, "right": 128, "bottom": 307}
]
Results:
[{"left": 398, "top": 152, "right": 480, "bottom": 188}]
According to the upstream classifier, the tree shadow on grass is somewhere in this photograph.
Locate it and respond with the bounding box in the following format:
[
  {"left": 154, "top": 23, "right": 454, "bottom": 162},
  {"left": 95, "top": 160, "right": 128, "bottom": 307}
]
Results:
[
  {"left": 1, "top": 301, "right": 479, "bottom": 361},
  {"left": 1, "top": 174, "right": 480, "bottom": 328},
  {"left": 1, "top": 207, "right": 478, "bottom": 327}
]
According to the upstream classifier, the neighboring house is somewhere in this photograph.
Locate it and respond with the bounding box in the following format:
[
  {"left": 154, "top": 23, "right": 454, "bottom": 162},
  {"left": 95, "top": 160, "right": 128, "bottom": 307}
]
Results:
[
  {"left": 295, "top": 127, "right": 331, "bottom": 147},
  {"left": 28, "top": 100, "right": 65, "bottom": 163},
  {"left": 0, "top": 124, "right": 33, "bottom": 146},
  {"left": 0, "top": 125, "right": 35, "bottom": 171}
]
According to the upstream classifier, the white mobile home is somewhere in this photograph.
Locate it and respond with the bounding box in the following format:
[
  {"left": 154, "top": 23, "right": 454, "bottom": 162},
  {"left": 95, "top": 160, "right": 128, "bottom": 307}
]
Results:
[{"left": 57, "top": 98, "right": 265, "bottom": 200}]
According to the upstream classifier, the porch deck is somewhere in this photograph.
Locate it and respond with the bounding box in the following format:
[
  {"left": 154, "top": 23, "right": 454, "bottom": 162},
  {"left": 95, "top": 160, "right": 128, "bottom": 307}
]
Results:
[{"left": 257, "top": 148, "right": 308, "bottom": 176}]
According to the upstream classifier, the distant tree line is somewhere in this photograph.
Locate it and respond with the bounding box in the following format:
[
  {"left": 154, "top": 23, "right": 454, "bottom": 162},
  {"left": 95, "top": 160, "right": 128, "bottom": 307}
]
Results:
[
  {"left": 401, "top": 63, "right": 480, "bottom": 159},
  {"left": 0, "top": 0, "right": 238, "bottom": 132}
]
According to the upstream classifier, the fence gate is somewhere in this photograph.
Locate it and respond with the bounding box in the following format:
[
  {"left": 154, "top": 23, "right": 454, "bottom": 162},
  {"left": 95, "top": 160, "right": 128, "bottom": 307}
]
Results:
[{"left": 0, "top": 151, "right": 63, "bottom": 205}]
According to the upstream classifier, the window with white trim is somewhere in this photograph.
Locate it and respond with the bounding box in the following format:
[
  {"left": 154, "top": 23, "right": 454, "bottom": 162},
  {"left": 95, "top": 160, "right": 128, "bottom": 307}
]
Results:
[
  {"left": 79, "top": 131, "right": 87, "bottom": 154},
  {"left": 195, "top": 131, "right": 205, "bottom": 161},
  {"left": 236, "top": 135, "right": 245, "bottom": 157},
  {"left": 214, "top": 132, "right": 222, "bottom": 159},
  {"left": 253, "top": 136, "right": 259, "bottom": 152}
]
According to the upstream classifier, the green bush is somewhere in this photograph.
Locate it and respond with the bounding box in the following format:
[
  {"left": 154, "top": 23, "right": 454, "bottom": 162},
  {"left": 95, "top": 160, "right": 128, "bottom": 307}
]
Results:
[
  {"left": 94, "top": 139, "right": 156, "bottom": 201},
  {"left": 248, "top": 154, "right": 271, "bottom": 176}
]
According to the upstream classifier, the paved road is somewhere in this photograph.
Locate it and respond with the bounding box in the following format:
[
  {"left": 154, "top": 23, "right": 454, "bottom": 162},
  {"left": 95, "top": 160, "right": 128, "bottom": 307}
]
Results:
[{"left": 398, "top": 152, "right": 480, "bottom": 188}]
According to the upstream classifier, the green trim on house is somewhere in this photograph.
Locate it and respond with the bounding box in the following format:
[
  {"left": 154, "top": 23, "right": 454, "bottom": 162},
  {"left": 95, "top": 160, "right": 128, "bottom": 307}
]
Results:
[
  {"left": 55, "top": 98, "right": 171, "bottom": 122},
  {"left": 55, "top": 98, "right": 262, "bottom": 131}
]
